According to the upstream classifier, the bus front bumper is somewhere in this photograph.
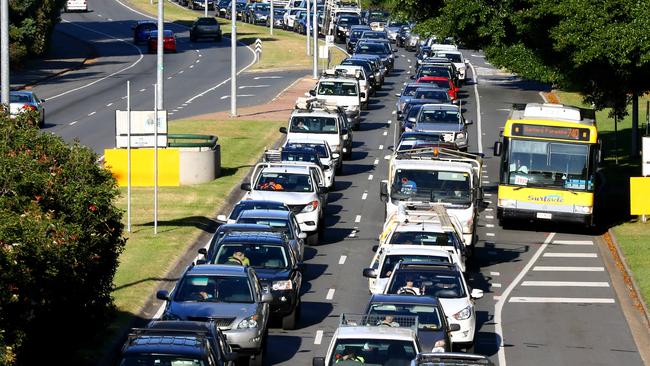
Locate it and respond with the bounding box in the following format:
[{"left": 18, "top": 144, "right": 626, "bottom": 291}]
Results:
[{"left": 497, "top": 207, "right": 592, "bottom": 226}]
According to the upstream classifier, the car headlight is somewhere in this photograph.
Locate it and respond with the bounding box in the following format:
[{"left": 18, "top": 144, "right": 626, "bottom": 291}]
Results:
[
  {"left": 432, "top": 340, "right": 446, "bottom": 352},
  {"left": 272, "top": 280, "right": 293, "bottom": 290},
  {"left": 301, "top": 200, "right": 319, "bottom": 213},
  {"left": 237, "top": 314, "right": 259, "bottom": 329},
  {"left": 456, "top": 132, "right": 466, "bottom": 141},
  {"left": 498, "top": 198, "right": 517, "bottom": 208},
  {"left": 574, "top": 205, "right": 592, "bottom": 214},
  {"left": 453, "top": 305, "right": 472, "bottom": 321}
]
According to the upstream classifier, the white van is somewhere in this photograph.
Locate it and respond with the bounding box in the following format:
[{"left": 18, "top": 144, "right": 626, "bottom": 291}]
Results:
[{"left": 64, "top": 0, "right": 88, "bottom": 12}]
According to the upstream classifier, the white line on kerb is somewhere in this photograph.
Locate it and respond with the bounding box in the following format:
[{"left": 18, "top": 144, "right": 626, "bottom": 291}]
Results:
[
  {"left": 543, "top": 253, "right": 597, "bottom": 258},
  {"left": 495, "top": 232, "right": 556, "bottom": 366},
  {"left": 368, "top": 174, "right": 374, "bottom": 180},
  {"left": 355, "top": 215, "right": 361, "bottom": 223},
  {"left": 379, "top": 145, "right": 384, "bottom": 150},
  {"left": 314, "top": 330, "right": 324, "bottom": 344},
  {"left": 533, "top": 266, "right": 604, "bottom": 272},
  {"left": 383, "top": 131, "right": 388, "bottom": 136},
  {"left": 326, "top": 289, "right": 335, "bottom": 300},
  {"left": 339, "top": 256, "right": 347, "bottom": 265},
  {"left": 509, "top": 297, "right": 615, "bottom": 304},
  {"left": 522, "top": 281, "right": 609, "bottom": 287},
  {"left": 468, "top": 62, "right": 483, "bottom": 153},
  {"left": 361, "top": 192, "right": 368, "bottom": 200}
]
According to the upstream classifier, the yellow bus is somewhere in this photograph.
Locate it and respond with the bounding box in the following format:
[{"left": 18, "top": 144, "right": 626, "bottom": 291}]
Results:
[{"left": 493, "top": 103, "right": 599, "bottom": 226}]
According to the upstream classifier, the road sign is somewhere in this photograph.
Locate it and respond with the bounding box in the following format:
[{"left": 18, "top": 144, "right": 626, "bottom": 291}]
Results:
[
  {"left": 319, "top": 45, "right": 329, "bottom": 59},
  {"left": 254, "top": 38, "right": 262, "bottom": 61},
  {"left": 116, "top": 110, "right": 167, "bottom": 148},
  {"left": 325, "top": 35, "right": 334, "bottom": 47}
]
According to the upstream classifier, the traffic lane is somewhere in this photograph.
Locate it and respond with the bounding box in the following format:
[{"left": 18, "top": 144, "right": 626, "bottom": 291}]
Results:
[{"left": 266, "top": 53, "right": 410, "bottom": 365}]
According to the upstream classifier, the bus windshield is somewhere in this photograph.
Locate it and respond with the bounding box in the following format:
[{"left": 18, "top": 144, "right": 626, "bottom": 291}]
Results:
[{"left": 505, "top": 139, "right": 592, "bottom": 191}]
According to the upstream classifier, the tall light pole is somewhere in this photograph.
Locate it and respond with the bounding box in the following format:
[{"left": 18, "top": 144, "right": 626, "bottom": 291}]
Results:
[
  {"left": 204, "top": 0, "right": 208, "bottom": 17},
  {"left": 269, "top": 0, "right": 273, "bottom": 36},
  {"left": 230, "top": 0, "right": 237, "bottom": 116},
  {"left": 1, "top": 0, "right": 9, "bottom": 106},
  {"left": 306, "top": 0, "right": 310, "bottom": 55},
  {"left": 156, "top": 0, "right": 164, "bottom": 110},
  {"left": 312, "top": 0, "right": 318, "bottom": 79}
]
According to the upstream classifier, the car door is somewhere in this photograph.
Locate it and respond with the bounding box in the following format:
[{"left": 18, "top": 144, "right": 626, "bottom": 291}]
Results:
[
  {"left": 290, "top": 214, "right": 305, "bottom": 260},
  {"left": 249, "top": 270, "right": 269, "bottom": 325},
  {"left": 310, "top": 169, "right": 327, "bottom": 210}
]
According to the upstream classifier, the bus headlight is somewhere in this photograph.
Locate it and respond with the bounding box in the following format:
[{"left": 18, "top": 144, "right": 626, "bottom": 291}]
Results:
[
  {"left": 498, "top": 199, "right": 517, "bottom": 208},
  {"left": 574, "top": 205, "right": 592, "bottom": 214}
]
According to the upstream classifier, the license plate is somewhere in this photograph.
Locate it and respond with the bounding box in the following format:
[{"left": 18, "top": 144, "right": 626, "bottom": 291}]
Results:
[{"left": 537, "top": 212, "right": 552, "bottom": 219}]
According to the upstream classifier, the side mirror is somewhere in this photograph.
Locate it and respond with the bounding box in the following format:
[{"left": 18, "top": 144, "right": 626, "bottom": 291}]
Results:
[
  {"left": 341, "top": 128, "right": 349, "bottom": 135},
  {"left": 318, "top": 186, "right": 329, "bottom": 194},
  {"left": 198, "top": 248, "right": 208, "bottom": 256},
  {"left": 331, "top": 152, "right": 340, "bottom": 160},
  {"left": 323, "top": 164, "right": 330, "bottom": 170},
  {"left": 371, "top": 245, "right": 379, "bottom": 252},
  {"left": 261, "top": 293, "right": 273, "bottom": 303},
  {"left": 493, "top": 141, "right": 503, "bottom": 157},
  {"left": 295, "top": 262, "right": 306, "bottom": 272},
  {"left": 40, "top": 99, "right": 46, "bottom": 103},
  {"left": 156, "top": 290, "right": 170, "bottom": 301},
  {"left": 240, "top": 182, "right": 252, "bottom": 191},
  {"left": 362, "top": 268, "right": 377, "bottom": 278},
  {"left": 313, "top": 357, "right": 326, "bottom": 366},
  {"left": 470, "top": 289, "right": 484, "bottom": 299},
  {"left": 298, "top": 232, "right": 307, "bottom": 239},
  {"left": 409, "top": 75, "right": 415, "bottom": 80},
  {"left": 224, "top": 352, "right": 239, "bottom": 362},
  {"left": 448, "top": 323, "right": 461, "bottom": 332},
  {"left": 466, "top": 119, "right": 474, "bottom": 125},
  {"left": 309, "top": 89, "right": 316, "bottom": 96},
  {"left": 359, "top": 92, "right": 366, "bottom": 98},
  {"left": 195, "top": 259, "right": 207, "bottom": 265},
  {"left": 279, "top": 126, "right": 287, "bottom": 134},
  {"left": 216, "top": 214, "right": 227, "bottom": 222},
  {"left": 379, "top": 180, "right": 388, "bottom": 199},
  {"left": 395, "top": 93, "right": 401, "bottom": 97}
]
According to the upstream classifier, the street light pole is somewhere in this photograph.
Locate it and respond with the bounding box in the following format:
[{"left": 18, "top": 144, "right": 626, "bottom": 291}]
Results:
[
  {"left": 156, "top": 0, "right": 164, "bottom": 110},
  {"left": 204, "top": 0, "right": 208, "bottom": 17},
  {"left": 306, "top": 0, "right": 310, "bottom": 55},
  {"left": 1, "top": 0, "right": 9, "bottom": 106},
  {"left": 312, "top": 0, "right": 318, "bottom": 79},
  {"left": 230, "top": 0, "right": 237, "bottom": 116},
  {"left": 270, "top": 0, "right": 273, "bottom": 36}
]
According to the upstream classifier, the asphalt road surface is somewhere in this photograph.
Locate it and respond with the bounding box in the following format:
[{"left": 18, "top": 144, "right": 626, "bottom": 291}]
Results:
[{"left": 29, "top": 0, "right": 308, "bottom": 154}]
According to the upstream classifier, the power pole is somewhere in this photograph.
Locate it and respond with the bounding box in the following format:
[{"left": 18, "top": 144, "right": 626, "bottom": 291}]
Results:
[
  {"left": 1, "top": 0, "right": 9, "bottom": 106},
  {"left": 230, "top": 0, "right": 237, "bottom": 116},
  {"left": 156, "top": 0, "right": 164, "bottom": 110},
  {"left": 270, "top": 0, "right": 274, "bottom": 36},
  {"left": 306, "top": 0, "right": 311, "bottom": 55},
  {"left": 205, "top": 0, "right": 208, "bottom": 17},
  {"left": 312, "top": 0, "right": 318, "bottom": 79}
]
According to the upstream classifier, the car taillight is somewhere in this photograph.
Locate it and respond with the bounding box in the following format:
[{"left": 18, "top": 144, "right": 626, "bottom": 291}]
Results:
[{"left": 22, "top": 105, "right": 36, "bottom": 111}]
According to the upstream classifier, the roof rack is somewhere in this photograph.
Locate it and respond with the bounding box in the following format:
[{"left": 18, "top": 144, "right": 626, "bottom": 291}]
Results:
[
  {"left": 294, "top": 97, "right": 342, "bottom": 114},
  {"left": 321, "top": 68, "right": 361, "bottom": 80},
  {"left": 263, "top": 147, "right": 319, "bottom": 163},
  {"left": 395, "top": 202, "right": 456, "bottom": 231},
  {"left": 414, "top": 352, "right": 493, "bottom": 365},
  {"left": 339, "top": 313, "right": 419, "bottom": 330}
]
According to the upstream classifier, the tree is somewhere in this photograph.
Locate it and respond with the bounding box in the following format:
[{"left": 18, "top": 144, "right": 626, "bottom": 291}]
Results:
[
  {"left": 0, "top": 111, "right": 126, "bottom": 365},
  {"left": 392, "top": 0, "right": 650, "bottom": 157}
]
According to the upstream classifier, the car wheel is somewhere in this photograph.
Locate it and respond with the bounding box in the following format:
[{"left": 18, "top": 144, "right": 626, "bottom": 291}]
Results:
[
  {"left": 281, "top": 299, "right": 300, "bottom": 330},
  {"left": 307, "top": 232, "right": 319, "bottom": 246}
]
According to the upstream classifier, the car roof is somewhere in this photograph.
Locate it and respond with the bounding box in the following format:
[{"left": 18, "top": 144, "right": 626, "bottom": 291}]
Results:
[
  {"left": 420, "top": 104, "right": 459, "bottom": 111},
  {"left": 10, "top": 91, "right": 33, "bottom": 96},
  {"left": 291, "top": 109, "right": 339, "bottom": 117},
  {"left": 237, "top": 209, "right": 291, "bottom": 220},
  {"left": 395, "top": 261, "right": 459, "bottom": 273},
  {"left": 384, "top": 245, "right": 451, "bottom": 257},
  {"left": 234, "top": 199, "right": 288, "bottom": 208},
  {"left": 260, "top": 165, "right": 310, "bottom": 174},
  {"left": 220, "top": 230, "right": 287, "bottom": 245},
  {"left": 394, "top": 221, "right": 445, "bottom": 232},
  {"left": 186, "top": 264, "right": 249, "bottom": 276},
  {"left": 286, "top": 137, "right": 329, "bottom": 145},
  {"left": 335, "top": 326, "right": 417, "bottom": 341},
  {"left": 418, "top": 76, "right": 450, "bottom": 81},
  {"left": 368, "top": 293, "right": 443, "bottom": 307},
  {"left": 350, "top": 25, "right": 371, "bottom": 30},
  {"left": 136, "top": 20, "right": 157, "bottom": 25}
]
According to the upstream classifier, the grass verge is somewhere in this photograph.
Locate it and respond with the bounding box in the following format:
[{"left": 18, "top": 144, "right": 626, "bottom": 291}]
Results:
[
  {"left": 127, "top": 0, "right": 346, "bottom": 70},
  {"left": 555, "top": 90, "right": 650, "bottom": 307}
]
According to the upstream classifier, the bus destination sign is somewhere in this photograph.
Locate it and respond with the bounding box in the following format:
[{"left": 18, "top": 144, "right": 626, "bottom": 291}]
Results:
[{"left": 512, "top": 123, "right": 590, "bottom": 141}]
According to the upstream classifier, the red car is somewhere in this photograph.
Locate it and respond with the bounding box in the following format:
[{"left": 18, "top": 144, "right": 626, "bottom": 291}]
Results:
[
  {"left": 416, "top": 76, "right": 459, "bottom": 100},
  {"left": 148, "top": 30, "right": 177, "bottom": 53}
]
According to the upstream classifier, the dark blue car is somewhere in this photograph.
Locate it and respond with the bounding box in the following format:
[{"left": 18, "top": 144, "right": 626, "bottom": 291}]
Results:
[{"left": 132, "top": 20, "right": 157, "bottom": 44}]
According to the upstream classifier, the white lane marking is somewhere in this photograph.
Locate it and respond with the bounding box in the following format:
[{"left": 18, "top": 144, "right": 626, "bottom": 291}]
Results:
[
  {"left": 543, "top": 253, "right": 597, "bottom": 258},
  {"left": 491, "top": 283, "right": 502, "bottom": 288},
  {"left": 483, "top": 176, "right": 489, "bottom": 179},
  {"left": 484, "top": 180, "right": 491, "bottom": 183},
  {"left": 486, "top": 215, "right": 494, "bottom": 219},
  {"left": 490, "top": 271, "right": 500, "bottom": 276},
  {"left": 468, "top": 62, "right": 483, "bottom": 153},
  {"left": 522, "top": 281, "right": 609, "bottom": 287},
  {"left": 509, "top": 297, "right": 615, "bottom": 304},
  {"left": 326, "top": 288, "right": 335, "bottom": 300},
  {"left": 362, "top": 192, "right": 368, "bottom": 200},
  {"left": 533, "top": 266, "right": 604, "bottom": 272},
  {"left": 348, "top": 227, "right": 358, "bottom": 238},
  {"left": 69, "top": 121, "right": 78, "bottom": 125},
  {"left": 485, "top": 62, "right": 492, "bottom": 66},
  {"left": 196, "top": 60, "right": 200, "bottom": 63},
  {"left": 108, "top": 18, "right": 113, "bottom": 21},
  {"left": 46, "top": 20, "right": 144, "bottom": 101},
  {"left": 484, "top": 200, "right": 493, "bottom": 204},
  {"left": 383, "top": 131, "right": 388, "bottom": 136},
  {"left": 484, "top": 193, "right": 492, "bottom": 197},
  {"left": 355, "top": 215, "right": 361, "bottom": 223},
  {"left": 391, "top": 110, "right": 396, "bottom": 115},
  {"left": 97, "top": 14, "right": 103, "bottom": 17},
  {"left": 339, "top": 256, "right": 347, "bottom": 265},
  {"left": 486, "top": 208, "right": 494, "bottom": 211},
  {"left": 486, "top": 224, "right": 495, "bottom": 228},
  {"left": 379, "top": 144, "right": 384, "bottom": 150},
  {"left": 88, "top": 111, "right": 96, "bottom": 116},
  {"left": 121, "top": 96, "right": 127, "bottom": 99},
  {"left": 471, "top": 54, "right": 486, "bottom": 58},
  {"left": 177, "top": 106, "right": 184, "bottom": 109},
  {"left": 407, "top": 59, "right": 411, "bottom": 63},
  {"left": 552, "top": 240, "right": 594, "bottom": 245},
  {"left": 239, "top": 85, "right": 271, "bottom": 89},
  {"left": 387, "top": 120, "right": 392, "bottom": 124},
  {"left": 373, "top": 159, "right": 379, "bottom": 165},
  {"left": 182, "top": 103, "right": 188, "bottom": 106},
  {"left": 189, "top": 65, "right": 194, "bottom": 69},
  {"left": 368, "top": 174, "right": 373, "bottom": 180},
  {"left": 167, "top": 76, "right": 173, "bottom": 80},
  {"left": 314, "top": 330, "right": 324, "bottom": 344},
  {"left": 220, "top": 94, "right": 255, "bottom": 99},
  {"left": 179, "top": 70, "right": 184, "bottom": 74},
  {"left": 106, "top": 103, "right": 113, "bottom": 107},
  {"left": 486, "top": 233, "right": 495, "bottom": 237},
  {"left": 139, "top": 88, "right": 146, "bottom": 92},
  {"left": 198, "top": 54, "right": 202, "bottom": 57},
  {"left": 495, "top": 232, "right": 555, "bottom": 366},
  {"left": 254, "top": 76, "right": 283, "bottom": 79},
  {"left": 168, "top": 112, "right": 174, "bottom": 115}
]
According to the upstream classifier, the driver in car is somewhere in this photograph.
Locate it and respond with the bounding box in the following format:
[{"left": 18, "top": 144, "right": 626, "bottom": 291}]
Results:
[{"left": 397, "top": 278, "right": 421, "bottom": 295}]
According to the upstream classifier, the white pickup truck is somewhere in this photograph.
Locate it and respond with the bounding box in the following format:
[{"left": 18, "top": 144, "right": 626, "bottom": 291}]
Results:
[{"left": 309, "top": 74, "right": 365, "bottom": 130}]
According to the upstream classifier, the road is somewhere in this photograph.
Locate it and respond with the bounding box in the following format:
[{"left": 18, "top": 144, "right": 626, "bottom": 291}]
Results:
[{"left": 27, "top": 0, "right": 308, "bottom": 153}]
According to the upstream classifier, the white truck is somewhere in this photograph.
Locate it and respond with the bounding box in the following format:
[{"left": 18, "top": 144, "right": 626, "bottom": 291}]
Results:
[
  {"left": 332, "top": 66, "right": 371, "bottom": 109},
  {"left": 379, "top": 148, "right": 483, "bottom": 251}
]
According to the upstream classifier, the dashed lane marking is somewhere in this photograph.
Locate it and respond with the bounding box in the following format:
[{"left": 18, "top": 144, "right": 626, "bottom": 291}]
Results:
[
  {"left": 486, "top": 215, "right": 494, "bottom": 219},
  {"left": 355, "top": 215, "right": 361, "bottom": 223},
  {"left": 69, "top": 121, "right": 77, "bottom": 125},
  {"left": 509, "top": 297, "right": 615, "bottom": 304},
  {"left": 362, "top": 192, "right": 368, "bottom": 200},
  {"left": 189, "top": 65, "right": 194, "bottom": 69},
  {"left": 387, "top": 120, "right": 392, "bottom": 124},
  {"left": 379, "top": 144, "right": 384, "bottom": 150},
  {"left": 486, "top": 208, "right": 494, "bottom": 212},
  {"left": 106, "top": 103, "right": 113, "bottom": 107},
  {"left": 139, "top": 88, "right": 146, "bottom": 92},
  {"left": 368, "top": 174, "right": 373, "bottom": 180},
  {"left": 314, "top": 330, "right": 323, "bottom": 344},
  {"left": 373, "top": 159, "right": 379, "bottom": 165},
  {"left": 490, "top": 271, "right": 500, "bottom": 276},
  {"left": 543, "top": 253, "right": 597, "bottom": 258},
  {"left": 168, "top": 76, "right": 173, "bottom": 80},
  {"left": 486, "top": 233, "right": 495, "bottom": 237},
  {"left": 491, "top": 283, "right": 502, "bottom": 288},
  {"left": 485, "top": 193, "right": 492, "bottom": 197},
  {"left": 486, "top": 224, "right": 495, "bottom": 228},
  {"left": 239, "top": 85, "right": 271, "bottom": 89},
  {"left": 522, "top": 281, "right": 609, "bottom": 287},
  {"left": 383, "top": 131, "right": 388, "bottom": 136},
  {"left": 533, "top": 266, "right": 604, "bottom": 272},
  {"left": 339, "top": 256, "right": 347, "bottom": 265},
  {"left": 88, "top": 111, "right": 96, "bottom": 116},
  {"left": 326, "top": 289, "right": 335, "bottom": 300}
]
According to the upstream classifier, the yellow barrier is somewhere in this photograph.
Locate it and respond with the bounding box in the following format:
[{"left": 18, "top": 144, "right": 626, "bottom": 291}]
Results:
[
  {"left": 630, "top": 177, "right": 650, "bottom": 215},
  {"left": 104, "top": 148, "right": 180, "bottom": 187}
]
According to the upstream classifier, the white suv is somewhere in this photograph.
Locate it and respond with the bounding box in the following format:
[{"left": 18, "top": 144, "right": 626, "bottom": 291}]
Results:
[
  {"left": 309, "top": 76, "right": 365, "bottom": 130},
  {"left": 333, "top": 66, "right": 371, "bottom": 109}
]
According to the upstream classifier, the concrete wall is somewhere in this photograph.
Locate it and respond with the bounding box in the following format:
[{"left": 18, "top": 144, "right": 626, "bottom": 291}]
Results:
[{"left": 179, "top": 145, "right": 221, "bottom": 185}]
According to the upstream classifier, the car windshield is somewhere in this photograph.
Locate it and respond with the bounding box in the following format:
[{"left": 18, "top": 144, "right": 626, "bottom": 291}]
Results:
[
  {"left": 418, "top": 79, "right": 450, "bottom": 89},
  {"left": 256, "top": 172, "right": 313, "bottom": 192},
  {"left": 274, "top": 9, "right": 286, "bottom": 15},
  {"left": 237, "top": 218, "right": 293, "bottom": 239},
  {"left": 214, "top": 243, "right": 288, "bottom": 269},
  {"left": 380, "top": 254, "right": 450, "bottom": 277},
  {"left": 367, "top": 303, "right": 443, "bottom": 330},
  {"left": 281, "top": 151, "right": 319, "bottom": 165},
  {"left": 196, "top": 18, "right": 217, "bottom": 25},
  {"left": 341, "top": 60, "right": 372, "bottom": 75},
  {"left": 10, "top": 94, "right": 31, "bottom": 103},
  {"left": 413, "top": 90, "right": 449, "bottom": 101},
  {"left": 317, "top": 81, "right": 358, "bottom": 96},
  {"left": 338, "top": 17, "right": 360, "bottom": 26},
  {"left": 120, "top": 356, "right": 205, "bottom": 366},
  {"left": 229, "top": 201, "right": 288, "bottom": 220},
  {"left": 137, "top": 23, "right": 156, "bottom": 31},
  {"left": 368, "top": 11, "right": 389, "bottom": 22},
  {"left": 362, "top": 32, "right": 386, "bottom": 40},
  {"left": 286, "top": 143, "right": 329, "bottom": 158},
  {"left": 388, "top": 270, "right": 466, "bottom": 298},
  {"left": 391, "top": 169, "right": 471, "bottom": 205},
  {"left": 505, "top": 139, "right": 591, "bottom": 190},
  {"left": 438, "top": 53, "right": 462, "bottom": 63},
  {"left": 418, "top": 108, "right": 460, "bottom": 123},
  {"left": 290, "top": 116, "right": 339, "bottom": 134},
  {"left": 150, "top": 30, "right": 173, "bottom": 37},
  {"left": 174, "top": 275, "right": 253, "bottom": 303},
  {"left": 256, "top": 3, "right": 270, "bottom": 11},
  {"left": 419, "top": 67, "right": 450, "bottom": 78},
  {"left": 401, "top": 85, "right": 419, "bottom": 97},
  {"left": 390, "top": 231, "right": 457, "bottom": 248},
  {"left": 405, "top": 105, "right": 423, "bottom": 120},
  {"left": 356, "top": 42, "right": 387, "bottom": 54},
  {"left": 400, "top": 133, "right": 445, "bottom": 144},
  {"left": 329, "top": 339, "right": 417, "bottom": 366},
  {"left": 351, "top": 30, "right": 365, "bottom": 38}
]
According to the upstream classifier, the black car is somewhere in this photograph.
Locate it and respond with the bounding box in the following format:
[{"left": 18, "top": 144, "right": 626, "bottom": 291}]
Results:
[
  {"left": 201, "top": 224, "right": 304, "bottom": 330},
  {"left": 216, "top": 0, "right": 230, "bottom": 17},
  {"left": 225, "top": 0, "right": 246, "bottom": 20},
  {"left": 346, "top": 25, "right": 371, "bottom": 53},
  {"left": 365, "top": 294, "right": 459, "bottom": 352},
  {"left": 266, "top": 8, "right": 287, "bottom": 28},
  {"left": 119, "top": 321, "right": 237, "bottom": 366},
  {"left": 341, "top": 57, "right": 379, "bottom": 89},
  {"left": 246, "top": 2, "right": 270, "bottom": 24},
  {"left": 396, "top": 25, "right": 411, "bottom": 48},
  {"left": 190, "top": 17, "right": 222, "bottom": 42},
  {"left": 355, "top": 40, "right": 394, "bottom": 71},
  {"left": 334, "top": 15, "right": 361, "bottom": 43}
]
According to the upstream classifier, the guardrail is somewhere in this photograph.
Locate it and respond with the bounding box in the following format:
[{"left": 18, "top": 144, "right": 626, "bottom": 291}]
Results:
[{"left": 167, "top": 134, "right": 218, "bottom": 148}]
